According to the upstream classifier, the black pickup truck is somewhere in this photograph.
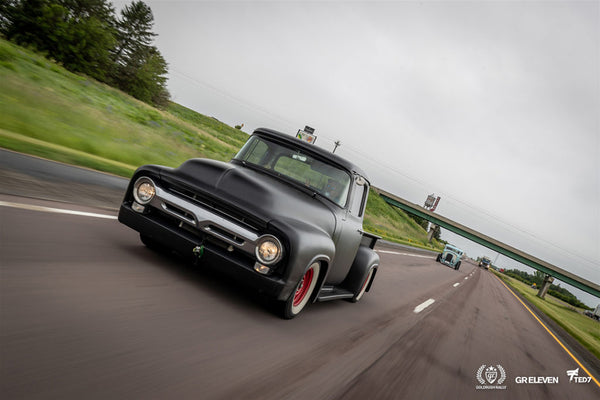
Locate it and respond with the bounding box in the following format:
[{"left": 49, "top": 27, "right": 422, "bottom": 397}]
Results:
[{"left": 119, "top": 128, "right": 380, "bottom": 318}]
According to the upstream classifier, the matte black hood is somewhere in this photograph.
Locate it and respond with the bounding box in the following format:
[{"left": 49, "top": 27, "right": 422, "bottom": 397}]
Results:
[{"left": 162, "top": 158, "right": 337, "bottom": 236}]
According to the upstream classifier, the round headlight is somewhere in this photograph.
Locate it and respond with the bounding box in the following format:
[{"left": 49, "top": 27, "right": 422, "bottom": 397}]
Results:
[
  {"left": 133, "top": 177, "right": 156, "bottom": 205},
  {"left": 255, "top": 235, "right": 283, "bottom": 265}
]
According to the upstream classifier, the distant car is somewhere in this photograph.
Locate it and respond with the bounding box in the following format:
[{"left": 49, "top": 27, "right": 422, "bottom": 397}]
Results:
[
  {"left": 584, "top": 308, "right": 600, "bottom": 321},
  {"left": 479, "top": 256, "right": 491, "bottom": 270},
  {"left": 436, "top": 244, "right": 463, "bottom": 270},
  {"left": 592, "top": 305, "right": 600, "bottom": 321},
  {"left": 118, "top": 128, "right": 380, "bottom": 319}
]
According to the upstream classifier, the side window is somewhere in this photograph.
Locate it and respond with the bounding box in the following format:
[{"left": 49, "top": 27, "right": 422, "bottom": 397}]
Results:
[
  {"left": 244, "top": 139, "right": 269, "bottom": 165},
  {"left": 349, "top": 177, "right": 368, "bottom": 217}
]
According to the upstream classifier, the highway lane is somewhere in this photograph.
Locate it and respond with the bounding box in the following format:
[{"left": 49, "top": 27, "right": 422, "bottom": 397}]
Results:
[
  {"left": 1, "top": 195, "right": 598, "bottom": 399},
  {"left": 339, "top": 256, "right": 600, "bottom": 399},
  {"left": 0, "top": 148, "right": 127, "bottom": 210}
]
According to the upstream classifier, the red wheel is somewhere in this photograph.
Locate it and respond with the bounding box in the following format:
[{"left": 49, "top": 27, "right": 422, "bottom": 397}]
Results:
[
  {"left": 281, "top": 262, "right": 320, "bottom": 319},
  {"left": 293, "top": 268, "right": 314, "bottom": 307}
]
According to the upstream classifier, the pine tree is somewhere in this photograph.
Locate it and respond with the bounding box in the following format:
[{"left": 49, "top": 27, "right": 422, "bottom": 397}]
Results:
[
  {"left": 2, "top": 0, "right": 116, "bottom": 82},
  {"left": 113, "top": 1, "right": 169, "bottom": 107},
  {"left": 113, "top": 0, "right": 156, "bottom": 65},
  {"left": 2, "top": 0, "right": 169, "bottom": 106}
]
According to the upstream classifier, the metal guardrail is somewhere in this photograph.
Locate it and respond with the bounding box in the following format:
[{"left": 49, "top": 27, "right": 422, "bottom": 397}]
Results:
[{"left": 374, "top": 188, "right": 600, "bottom": 299}]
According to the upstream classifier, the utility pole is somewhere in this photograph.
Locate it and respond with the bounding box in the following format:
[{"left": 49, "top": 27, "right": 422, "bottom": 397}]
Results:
[{"left": 332, "top": 140, "right": 341, "bottom": 153}]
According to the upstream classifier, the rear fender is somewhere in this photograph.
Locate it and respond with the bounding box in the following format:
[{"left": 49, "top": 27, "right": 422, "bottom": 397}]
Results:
[{"left": 342, "top": 245, "right": 380, "bottom": 295}]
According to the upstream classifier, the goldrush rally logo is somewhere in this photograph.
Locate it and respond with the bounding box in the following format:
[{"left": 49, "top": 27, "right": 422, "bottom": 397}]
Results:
[{"left": 476, "top": 364, "right": 507, "bottom": 390}]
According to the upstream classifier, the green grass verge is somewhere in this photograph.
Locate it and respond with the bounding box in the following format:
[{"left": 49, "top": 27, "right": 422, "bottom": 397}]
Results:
[
  {"left": 492, "top": 269, "right": 600, "bottom": 359},
  {"left": 0, "top": 37, "right": 442, "bottom": 251},
  {"left": 364, "top": 188, "right": 443, "bottom": 251},
  {"left": 0, "top": 38, "right": 246, "bottom": 170}
]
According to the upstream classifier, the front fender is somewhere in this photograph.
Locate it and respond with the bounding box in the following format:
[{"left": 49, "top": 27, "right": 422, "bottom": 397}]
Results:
[
  {"left": 269, "top": 218, "right": 335, "bottom": 301},
  {"left": 122, "top": 165, "right": 171, "bottom": 203}
]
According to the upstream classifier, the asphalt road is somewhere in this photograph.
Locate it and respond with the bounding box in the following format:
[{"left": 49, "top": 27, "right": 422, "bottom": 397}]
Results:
[
  {"left": 1, "top": 151, "right": 599, "bottom": 399},
  {"left": 0, "top": 148, "right": 127, "bottom": 210}
]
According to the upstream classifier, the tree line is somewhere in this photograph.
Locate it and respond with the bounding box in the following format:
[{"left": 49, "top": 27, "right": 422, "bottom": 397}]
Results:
[
  {"left": 503, "top": 268, "right": 592, "bottom": 310},
  {"left": 0, "top": 0, "right": 169, "bottom": 107},
  {"left": 406, "top": 211, "right": 442, "bottom": 242}
]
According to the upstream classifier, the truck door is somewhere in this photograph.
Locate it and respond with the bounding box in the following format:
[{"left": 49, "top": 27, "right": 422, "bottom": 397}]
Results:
[{"left": 328, "top": 175, "right": 369, "bottom": 283}]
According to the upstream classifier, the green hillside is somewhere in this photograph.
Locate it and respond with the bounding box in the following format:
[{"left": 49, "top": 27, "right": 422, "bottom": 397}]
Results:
[
  {"left": 0, "top": 38, "right": 442, "bottom": 251},
  {"left": 363, "top": 189, "right": 442, "bottom": 249}
]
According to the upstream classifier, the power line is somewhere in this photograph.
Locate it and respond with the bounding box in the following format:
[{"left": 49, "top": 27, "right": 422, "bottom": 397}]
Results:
[{"left": 170, "top": 68, "right": 297, "bottom": 130}]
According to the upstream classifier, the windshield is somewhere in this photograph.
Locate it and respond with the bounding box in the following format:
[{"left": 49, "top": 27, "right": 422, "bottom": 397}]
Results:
[
  {"left": 234, "top": 135, "right": 351, "bottom": 207},
  {"left": 445, "top": 245, "right": 462, "bottom": 255}
]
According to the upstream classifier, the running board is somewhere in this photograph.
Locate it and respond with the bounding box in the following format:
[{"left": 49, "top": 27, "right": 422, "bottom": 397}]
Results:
[{"left": 316, "top": 286, "right": 354, "bottom": 302}]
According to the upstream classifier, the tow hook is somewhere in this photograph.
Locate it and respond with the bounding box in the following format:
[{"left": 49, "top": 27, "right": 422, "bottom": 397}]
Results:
[{"left": 193, "top": 245, "right": 204, "bottom": 260}]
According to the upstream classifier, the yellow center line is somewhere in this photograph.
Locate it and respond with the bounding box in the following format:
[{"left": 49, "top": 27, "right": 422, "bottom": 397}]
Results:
[{"left": 493, "top": 274, "right": 600, "bottom": 388}]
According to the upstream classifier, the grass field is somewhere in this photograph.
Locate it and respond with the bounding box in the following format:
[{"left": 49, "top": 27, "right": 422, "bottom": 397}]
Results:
[
  {"left": 492, "top": 269, "right": 600, "bottom": 360},
  {"left": 0, "top": 39, "right": 247, "bottom": 174},
  {"left": 0, "top": 38, "right": 443, "bottom": 251}
]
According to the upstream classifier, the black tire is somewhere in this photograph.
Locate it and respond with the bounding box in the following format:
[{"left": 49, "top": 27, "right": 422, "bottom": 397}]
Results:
[
  {"left": 436, "top": 254, "right": 441, "bottom": 262},
  {"left": 350, "top": 266, "right": 375, "bottom": 303},
  {"left": 455, "top": 261, "right": 461, "bottom": 270},
  {"left": 280, "top": 262, "right": 320, "bottom": 319}
]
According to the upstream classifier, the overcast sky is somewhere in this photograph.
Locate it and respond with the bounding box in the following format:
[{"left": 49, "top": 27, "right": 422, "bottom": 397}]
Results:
[{"left": 115, "top": 0, "right": 598, "bottom": 305}]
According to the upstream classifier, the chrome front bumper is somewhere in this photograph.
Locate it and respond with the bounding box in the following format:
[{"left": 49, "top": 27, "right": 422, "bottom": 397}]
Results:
[{"left": 143, "top": 183, "right": 260, "bottom": 256}]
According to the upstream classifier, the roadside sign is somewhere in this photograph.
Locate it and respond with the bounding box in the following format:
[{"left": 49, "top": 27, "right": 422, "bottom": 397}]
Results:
[
  {"left": 431, "top": 196, "right": 441, "bottom": 211},
  {"left": 425, "top": 194, "right": 436, "bottom": 208},
  {"left": 296, "top": 128, "right": 317, "bottom": 144},
  {"left": 424, "top": 194, "right": 440, "bottom": 211}
]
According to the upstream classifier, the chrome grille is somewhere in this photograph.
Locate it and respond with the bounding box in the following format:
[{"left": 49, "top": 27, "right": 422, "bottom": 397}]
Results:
[{"left": 165, "top": 185, "right": 263, "bottom": 232}]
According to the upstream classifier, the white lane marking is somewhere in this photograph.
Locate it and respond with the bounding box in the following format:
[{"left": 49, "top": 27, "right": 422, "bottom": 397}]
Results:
[
  {"left": 0, "top": 201, "right": 117, "bottom": 220},
  {"left": 414, "top": 298, "right": 435, "bottom": 313},
  {"left": 376, "top": 250, "right": 434, "bottom": 259},
  {"left": 465, "top": 277, "right": 469, "bottom": 280},
  {"left": 453, "top": 283, "right": 460, "bottom": 287}
]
